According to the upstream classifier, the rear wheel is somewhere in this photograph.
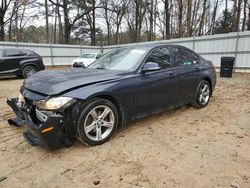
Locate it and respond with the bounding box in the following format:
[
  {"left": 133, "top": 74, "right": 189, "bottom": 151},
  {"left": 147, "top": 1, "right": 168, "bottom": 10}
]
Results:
[
  {"left": 22, "top": 65, "right": 37, "bottom": 78},
  {"left": 77, "top": 98, "right": 119, "bottom": 146},
  {"left": 192, "top": 80, "right": 211, "bottom": 108}
]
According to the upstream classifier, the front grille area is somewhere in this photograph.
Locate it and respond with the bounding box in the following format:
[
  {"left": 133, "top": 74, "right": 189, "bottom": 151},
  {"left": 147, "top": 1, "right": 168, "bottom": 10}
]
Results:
[{"left": 35, "top": 108, "right": 48, "bottom": 122}]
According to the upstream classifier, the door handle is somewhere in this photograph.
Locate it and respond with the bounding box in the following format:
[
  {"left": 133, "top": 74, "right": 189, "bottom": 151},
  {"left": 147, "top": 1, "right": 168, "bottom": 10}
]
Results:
[{"left": 195, "top": 67, "right": 201, "bottom": 71}]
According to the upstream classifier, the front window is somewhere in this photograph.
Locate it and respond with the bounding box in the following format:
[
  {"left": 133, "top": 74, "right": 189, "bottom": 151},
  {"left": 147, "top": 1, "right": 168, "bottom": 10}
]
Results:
[
  {"left": 88, "top": 48, "right": 146, "bottom": 71},
  {"left": 145, "top": 47, "right": 171, "bottom": 69}
]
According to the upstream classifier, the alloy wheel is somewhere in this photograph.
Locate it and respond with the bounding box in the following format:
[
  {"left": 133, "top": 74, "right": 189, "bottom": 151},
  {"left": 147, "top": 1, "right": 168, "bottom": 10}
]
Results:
[
  {"left": 25, "top": 67, "right": 36, "bottom": 77},
  {"left": 84, "top": 105, "right": 115, "bottom": 141},
  {"left": 199, "top": 83, "right": 210, "bottom": 105}
]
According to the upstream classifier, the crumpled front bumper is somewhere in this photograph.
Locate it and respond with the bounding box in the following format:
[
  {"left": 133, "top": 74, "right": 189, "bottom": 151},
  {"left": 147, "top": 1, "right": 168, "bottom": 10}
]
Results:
[{"left": 7, "top": 98, "right": 72, "bottom": 149}]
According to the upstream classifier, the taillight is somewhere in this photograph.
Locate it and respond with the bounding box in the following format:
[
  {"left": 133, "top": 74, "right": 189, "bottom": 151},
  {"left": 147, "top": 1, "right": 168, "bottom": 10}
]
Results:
[{"left": 212, "top": 63, "right": 216, "bottom": 70}]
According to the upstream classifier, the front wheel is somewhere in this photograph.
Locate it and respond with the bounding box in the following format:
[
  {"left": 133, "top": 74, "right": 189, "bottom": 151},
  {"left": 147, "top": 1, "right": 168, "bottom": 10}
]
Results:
[
  {"left": 192, "top": 80, "right": 211, "bottom": 108},
  {"left": 77, "top": 98, "right": 119, "bottom": 146}
]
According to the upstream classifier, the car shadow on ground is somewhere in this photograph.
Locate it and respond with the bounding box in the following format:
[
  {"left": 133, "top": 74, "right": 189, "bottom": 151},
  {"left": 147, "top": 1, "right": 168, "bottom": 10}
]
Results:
[
  {"left": 117, "top": 105, "right": 192, "bottom": 133},
  {"left": 26, "top": 105, "right": 193, "bottom": 154},
  {"left": 0, "top": 75, "right": 23, "bottom": 81},
  {"left": 62, "top": 105, "right": 194, "bottom": 152}
]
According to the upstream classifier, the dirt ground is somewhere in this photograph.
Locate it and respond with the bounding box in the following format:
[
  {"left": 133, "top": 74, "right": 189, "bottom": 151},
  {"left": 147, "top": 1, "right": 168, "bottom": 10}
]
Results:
[{"left": 0, "top": 71, "right": 249, "bottom": 188}]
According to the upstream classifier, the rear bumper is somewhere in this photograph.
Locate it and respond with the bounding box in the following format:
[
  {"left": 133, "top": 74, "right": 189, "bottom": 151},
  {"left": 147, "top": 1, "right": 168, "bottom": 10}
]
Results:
[
  {"left": 38, "top": 60, "right": 45, "bottom": 70},
  {"left": 212, "top": 70, "right": 217, "bottom": 92},
  {"left": 7, "top": 98, "right": 72, "bottom": 149}
]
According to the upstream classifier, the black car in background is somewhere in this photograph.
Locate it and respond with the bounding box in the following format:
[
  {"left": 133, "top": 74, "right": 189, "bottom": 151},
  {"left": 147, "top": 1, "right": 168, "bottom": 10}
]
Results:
[
  {"left": 7, "top": 44, "right": 216, "bottom": 149},
  {"left": 0, "top": 48, "right": 45, "bottom": 78}
]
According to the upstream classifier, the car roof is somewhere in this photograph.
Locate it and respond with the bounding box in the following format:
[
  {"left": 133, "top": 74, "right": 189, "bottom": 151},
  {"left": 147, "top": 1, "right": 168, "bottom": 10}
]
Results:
[
  {"left": 2, "top": 48, "right": 20, "bottom": 51},
  {"left": 2, "top": 48, "right": 35, "bottom": 52}
]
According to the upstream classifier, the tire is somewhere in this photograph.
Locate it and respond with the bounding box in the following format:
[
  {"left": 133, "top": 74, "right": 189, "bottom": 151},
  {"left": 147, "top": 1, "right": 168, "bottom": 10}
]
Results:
[
  {"left": 77, "top": 98, "right": 119, "bottom": 146},
  {"left": 22, "top": 65, "right": 37, "bottom": 78},
  {"left": 192, "top": 80, "right": 211, "bottom": 108}
]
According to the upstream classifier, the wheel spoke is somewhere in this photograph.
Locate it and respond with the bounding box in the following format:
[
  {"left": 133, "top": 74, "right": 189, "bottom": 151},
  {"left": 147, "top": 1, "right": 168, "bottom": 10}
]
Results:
[
  {"left": 85, "top": 122, "right": 96, "bottom": 133},
  {"left": 201, "top": 85, "right": 207, "bottom": 92},
  {"left": 99, "top": 107, "right": 111, "bottom": 120},
  {"left": 102, "top": 121, "right": 114, "bottom": 128},
  {"left": 199, "top": 94, "right": 203, "bottom": 103},
  {"left": 90, "top": 109, "right": 98, "bottom": 120},
  {"left": 204, "top": 91, "right": 209, "bottom": 96},
  {"left": 202, "top": 96, "right": 205, "bottom": 103},
  {"left": 96, "top": 127, "right": 102, "bottom": 140}
]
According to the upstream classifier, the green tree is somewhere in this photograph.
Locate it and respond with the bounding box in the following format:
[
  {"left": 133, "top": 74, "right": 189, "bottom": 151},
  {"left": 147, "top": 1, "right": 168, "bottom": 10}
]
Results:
[
  {"left": 22, "top": 25, "right": 46, "bottom": 43},
  {"left": 213, "top": 10, "right": 233, "bottom": 34}
]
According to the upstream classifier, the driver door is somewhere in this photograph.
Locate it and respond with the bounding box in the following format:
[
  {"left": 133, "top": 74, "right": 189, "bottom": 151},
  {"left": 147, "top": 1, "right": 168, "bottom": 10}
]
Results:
[{"left": 132, "top": 47, "right": 180, "bottom": 118}]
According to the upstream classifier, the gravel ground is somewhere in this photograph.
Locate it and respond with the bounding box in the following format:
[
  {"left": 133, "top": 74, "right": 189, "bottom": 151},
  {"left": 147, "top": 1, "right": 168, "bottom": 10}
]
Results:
[{"left": 0, "top": 71, "right": 249, "bottom": 188}]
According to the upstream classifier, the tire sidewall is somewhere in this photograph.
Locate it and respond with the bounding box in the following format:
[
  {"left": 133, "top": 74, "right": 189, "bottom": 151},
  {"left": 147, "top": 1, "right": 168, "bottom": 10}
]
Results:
[{"left": 77, "top": 98, "right": 119, "bottom": 146}]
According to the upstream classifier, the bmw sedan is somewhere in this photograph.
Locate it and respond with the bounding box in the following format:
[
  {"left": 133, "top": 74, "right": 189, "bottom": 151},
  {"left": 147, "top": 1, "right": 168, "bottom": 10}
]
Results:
[{"left": 7, "top": 44, "right": 216, "bottom": 149}]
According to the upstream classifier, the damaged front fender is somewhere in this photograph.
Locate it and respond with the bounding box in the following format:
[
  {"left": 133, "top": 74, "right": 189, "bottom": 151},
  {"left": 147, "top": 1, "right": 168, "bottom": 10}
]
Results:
[{"left": 6, "top": 97, "right": 73, "bottom": 149}]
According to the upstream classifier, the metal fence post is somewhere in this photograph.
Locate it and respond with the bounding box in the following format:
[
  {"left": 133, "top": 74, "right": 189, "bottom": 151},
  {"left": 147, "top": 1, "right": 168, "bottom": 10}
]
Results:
[
  {"left": 192, "top": 36, "right": 195, "bottom": 51},
  {"left": 50, "top": 43, "right": 54, "bottom": 67},
  {"left": 80, "top": 44, "right": 83, "bottom": 56},
  {"left": 234, "top": 31, "right": 240, "bottom": 72},
  {"left": 100, "top": 44, "right": 104, "bottom": 54}
]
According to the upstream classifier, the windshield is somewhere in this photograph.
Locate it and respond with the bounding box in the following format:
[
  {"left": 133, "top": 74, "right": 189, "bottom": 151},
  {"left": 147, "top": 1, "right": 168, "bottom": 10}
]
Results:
[
  {"left": 80, "top": 54, "right": 96, "bottom": 58},
  {"left": 88, "top": 48, "right": 146, "bottom": 71}
]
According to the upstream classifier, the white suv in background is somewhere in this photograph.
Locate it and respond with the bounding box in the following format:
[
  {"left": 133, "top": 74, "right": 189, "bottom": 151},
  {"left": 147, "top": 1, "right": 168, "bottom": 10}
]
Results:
[{"left": 72, "top": 53, "right": 102, "bottom": 68}]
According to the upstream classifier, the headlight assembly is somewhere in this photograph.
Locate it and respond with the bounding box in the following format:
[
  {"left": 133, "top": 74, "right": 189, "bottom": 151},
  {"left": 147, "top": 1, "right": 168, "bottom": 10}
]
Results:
[{"left": 37, "top": 96, "right": 73, "bottom": 110}]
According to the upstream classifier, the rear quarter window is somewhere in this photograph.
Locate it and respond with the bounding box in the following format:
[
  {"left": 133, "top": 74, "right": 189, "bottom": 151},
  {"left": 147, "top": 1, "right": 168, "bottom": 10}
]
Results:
[
  {"left": 20, "top": 49, "right": 39, "bottom": 56},
  {"left": 3, "top": 49, "right": 22, "bottom": 57}
]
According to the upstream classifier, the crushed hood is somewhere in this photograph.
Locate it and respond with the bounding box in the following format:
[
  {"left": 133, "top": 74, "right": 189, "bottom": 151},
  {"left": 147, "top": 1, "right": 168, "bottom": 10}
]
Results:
[{"left": 23, "top": 68, "right": 124, "bottom": 95}]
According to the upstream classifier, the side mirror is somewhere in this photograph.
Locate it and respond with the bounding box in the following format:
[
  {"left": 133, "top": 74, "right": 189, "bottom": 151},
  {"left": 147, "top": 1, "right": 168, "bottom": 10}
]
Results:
[{"left": 141, "top": 62, "right": 161, "bottom": 73}]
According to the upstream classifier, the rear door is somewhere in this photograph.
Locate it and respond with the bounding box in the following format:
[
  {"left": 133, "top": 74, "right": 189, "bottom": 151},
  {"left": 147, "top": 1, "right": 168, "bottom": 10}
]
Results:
[
  {"left": 0, "top": 49, "right": 25, "bottom": 73},
  {"left": 170, "top": 46, "right": 201, "bottom": 106}
]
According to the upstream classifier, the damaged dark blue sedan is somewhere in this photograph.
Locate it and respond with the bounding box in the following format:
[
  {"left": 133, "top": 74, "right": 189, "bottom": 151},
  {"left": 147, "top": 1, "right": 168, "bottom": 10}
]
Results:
[{"left": 7, "top": 44, "right": 216, "bottom": 149}]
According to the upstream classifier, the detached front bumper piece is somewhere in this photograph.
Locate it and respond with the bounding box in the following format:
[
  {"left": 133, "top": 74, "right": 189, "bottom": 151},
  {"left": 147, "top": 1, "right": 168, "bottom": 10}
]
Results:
[{"left": 7, "top": 98, "right": 72, "bottom": 149}]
